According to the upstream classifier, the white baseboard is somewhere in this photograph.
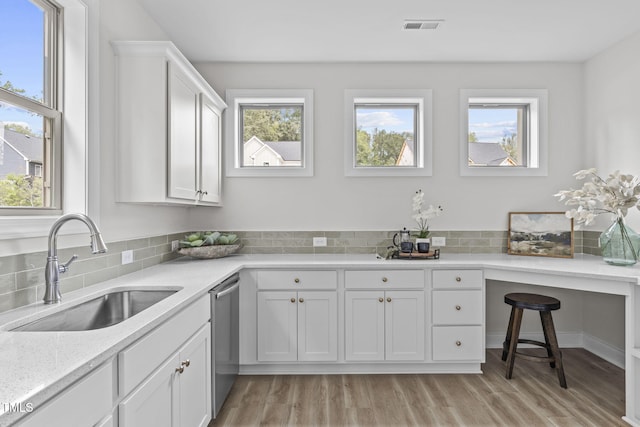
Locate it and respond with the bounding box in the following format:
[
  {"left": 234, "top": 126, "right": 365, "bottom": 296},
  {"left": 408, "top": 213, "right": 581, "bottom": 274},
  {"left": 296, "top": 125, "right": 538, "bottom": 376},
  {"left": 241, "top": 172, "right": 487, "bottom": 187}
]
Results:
[
  {"left": 486, "top": 332, "right": 625, "bottom": 369},
  {"left": 582, "top": 333, "right": 625, "bottom": 369}
]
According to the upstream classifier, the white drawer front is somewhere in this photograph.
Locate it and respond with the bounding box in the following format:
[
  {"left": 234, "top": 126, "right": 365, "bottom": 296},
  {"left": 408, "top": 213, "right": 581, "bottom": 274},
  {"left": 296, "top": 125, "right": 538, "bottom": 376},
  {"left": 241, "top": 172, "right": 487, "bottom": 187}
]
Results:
[
  {"left": 257, "top": 270, "right": 337, "bottom": 290},
  {"left": 432, "top": 290, "right": 483, "bottom": 325},
  {"left": 345, "top": 270, "right": 424, "bottom": 289},
  {"left": 432, "top": 269, "right": 483, "bottom": 289},
  {"left": 18, "top": 360, "right": 114, "bottom": 427},
  {"left": 432, "top": 326, "right": 483, "bottom": 361}
]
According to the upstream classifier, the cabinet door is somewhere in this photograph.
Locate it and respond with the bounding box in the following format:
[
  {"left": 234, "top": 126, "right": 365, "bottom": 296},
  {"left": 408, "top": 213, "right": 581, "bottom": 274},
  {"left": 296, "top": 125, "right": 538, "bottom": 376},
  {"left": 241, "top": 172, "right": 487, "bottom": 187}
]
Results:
[
  {"left": 199, "top": 93, "right": 222, "bottom": 204},
  {"left": 297, "top": 291, "right": 338, "bottom": 362},
  {"left": 119, "top": 354, "right": 179, "bottom": 427},
  {"left": 257, "top": 291, "right": 298, "bottom": 361},
  {"left": 178, "top": 324, "right": 212, "bottom": 427},
  {"left": 167, "top": 62, "right": 199, "bottom": 201},
  {"left": 385, "top": 291, "right": 425, "bottom": 361},
  {"left": 345, "top": 291, "right": 385, "bottom": 361}
]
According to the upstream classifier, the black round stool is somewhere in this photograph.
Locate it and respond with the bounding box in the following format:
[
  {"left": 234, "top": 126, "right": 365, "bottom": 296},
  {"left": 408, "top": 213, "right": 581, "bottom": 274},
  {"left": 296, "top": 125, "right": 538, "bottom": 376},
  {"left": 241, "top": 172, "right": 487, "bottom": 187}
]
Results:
[{"left": 501, "top": 292, "right": 567, "bottom": 388}]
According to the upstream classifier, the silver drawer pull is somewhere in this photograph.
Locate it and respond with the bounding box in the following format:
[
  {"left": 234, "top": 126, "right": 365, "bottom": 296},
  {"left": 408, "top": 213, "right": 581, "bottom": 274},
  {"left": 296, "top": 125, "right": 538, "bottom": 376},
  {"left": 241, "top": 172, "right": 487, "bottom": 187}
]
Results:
[
  {"left": 382, "top": 277, "right": 388, "bottom": 283},
  {"left": 378, "top": 297, "right": 384, "bottom": 303},
  {"left": 455, "top": 340, "right": 462, "bottom": 347},
  {"left": 455, "top": 305, "right": 461, "bottom": 311},
  {"left": 455, "top": 276, "right": 462, "bottom": 282},
  {"left": 294, "top": 278, "right": 300, "bottom": 283}
]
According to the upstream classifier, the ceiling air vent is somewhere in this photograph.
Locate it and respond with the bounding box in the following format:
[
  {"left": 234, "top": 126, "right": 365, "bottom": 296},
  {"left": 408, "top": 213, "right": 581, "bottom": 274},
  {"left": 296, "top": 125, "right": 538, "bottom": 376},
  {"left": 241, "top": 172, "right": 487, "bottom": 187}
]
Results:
[{"left": 403, "top": 20, "right": 443, "bottom": 31}]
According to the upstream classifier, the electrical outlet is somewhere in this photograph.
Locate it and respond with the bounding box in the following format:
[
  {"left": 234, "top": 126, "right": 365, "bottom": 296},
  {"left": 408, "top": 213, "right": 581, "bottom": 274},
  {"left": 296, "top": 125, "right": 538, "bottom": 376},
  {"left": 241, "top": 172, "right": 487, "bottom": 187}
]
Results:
[
  {"left": 313, "top": 237, "right": 327, "bottom": 247},
  {"left": 121, "top": 250, "right": 134, "bottom": 265},
  {"left": 171, "top": 240, "right": 179, "bottom": 251},
  {"left": 431, "top": 237, "right": 446, "bottom": 246}
]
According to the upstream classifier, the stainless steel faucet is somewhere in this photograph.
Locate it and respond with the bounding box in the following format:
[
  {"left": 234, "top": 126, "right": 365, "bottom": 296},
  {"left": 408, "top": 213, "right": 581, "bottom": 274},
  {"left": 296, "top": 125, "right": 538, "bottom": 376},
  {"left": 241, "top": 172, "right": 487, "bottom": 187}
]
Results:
[{"left": 44, "top": 213, "right": 108, "bottom": 304}]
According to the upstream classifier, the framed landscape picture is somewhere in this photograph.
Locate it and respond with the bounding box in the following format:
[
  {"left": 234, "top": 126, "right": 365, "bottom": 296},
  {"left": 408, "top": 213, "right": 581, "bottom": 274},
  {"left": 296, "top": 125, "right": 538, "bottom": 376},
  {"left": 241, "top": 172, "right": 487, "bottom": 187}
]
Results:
[{"left": 508, "top": 212, "right": 574, "bottom": 258}]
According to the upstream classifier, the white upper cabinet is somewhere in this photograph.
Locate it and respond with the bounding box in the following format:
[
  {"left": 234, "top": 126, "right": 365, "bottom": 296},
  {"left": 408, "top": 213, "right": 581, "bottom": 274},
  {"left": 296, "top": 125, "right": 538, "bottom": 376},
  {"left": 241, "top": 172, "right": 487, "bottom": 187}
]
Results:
[{"left": 112, "top": 41, "right": 226, "bottom": 206}]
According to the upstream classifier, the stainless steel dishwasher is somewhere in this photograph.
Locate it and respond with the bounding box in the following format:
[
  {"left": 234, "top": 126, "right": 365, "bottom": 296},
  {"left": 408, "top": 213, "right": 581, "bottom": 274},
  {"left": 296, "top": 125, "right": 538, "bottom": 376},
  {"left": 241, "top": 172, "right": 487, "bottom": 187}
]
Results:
[{"left": 209, "top": 272, "right": 240, "bottom": 418}]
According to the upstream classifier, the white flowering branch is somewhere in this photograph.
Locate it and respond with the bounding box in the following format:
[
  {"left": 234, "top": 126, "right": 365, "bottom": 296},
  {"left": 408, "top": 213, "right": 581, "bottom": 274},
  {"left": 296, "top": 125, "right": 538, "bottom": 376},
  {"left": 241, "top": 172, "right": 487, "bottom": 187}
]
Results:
[
  {"left": 554, "top": 168, "right": 640, "bottom": 228},
  {"left": 412, "top": 189, "right": 443, "bottom": 238}
]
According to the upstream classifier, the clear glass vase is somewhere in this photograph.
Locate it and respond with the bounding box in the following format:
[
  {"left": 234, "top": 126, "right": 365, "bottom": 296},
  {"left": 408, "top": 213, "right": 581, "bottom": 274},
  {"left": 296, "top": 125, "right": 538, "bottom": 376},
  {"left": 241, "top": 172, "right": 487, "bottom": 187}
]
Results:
[{"left": 599, "top": 217, "right": 640, "bottom": 266}]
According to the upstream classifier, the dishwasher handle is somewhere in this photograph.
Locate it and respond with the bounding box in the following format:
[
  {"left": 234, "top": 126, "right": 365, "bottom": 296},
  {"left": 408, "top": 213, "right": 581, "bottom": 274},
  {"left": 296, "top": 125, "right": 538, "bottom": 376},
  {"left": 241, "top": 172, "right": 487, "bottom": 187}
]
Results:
[
  {"left": 216, "top": 282, "right": 239, "bottom": 299},
  {"left": 212, "top": 273, "right": 240, "bottom": 299}
]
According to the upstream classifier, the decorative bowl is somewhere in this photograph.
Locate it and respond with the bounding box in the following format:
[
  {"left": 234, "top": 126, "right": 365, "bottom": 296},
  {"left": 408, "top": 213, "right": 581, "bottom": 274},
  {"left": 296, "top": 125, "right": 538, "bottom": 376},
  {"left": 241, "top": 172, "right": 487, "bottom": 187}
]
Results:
[{"left": 177, "top": 244, "right": 242, "bottom": 259}]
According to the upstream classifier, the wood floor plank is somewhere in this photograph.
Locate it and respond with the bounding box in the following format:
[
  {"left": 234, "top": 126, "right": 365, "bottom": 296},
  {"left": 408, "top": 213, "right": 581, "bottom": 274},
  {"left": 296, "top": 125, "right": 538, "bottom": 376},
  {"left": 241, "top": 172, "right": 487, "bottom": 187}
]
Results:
[{"left": 211, "top": 349, "right": 626, "bottom": 426}]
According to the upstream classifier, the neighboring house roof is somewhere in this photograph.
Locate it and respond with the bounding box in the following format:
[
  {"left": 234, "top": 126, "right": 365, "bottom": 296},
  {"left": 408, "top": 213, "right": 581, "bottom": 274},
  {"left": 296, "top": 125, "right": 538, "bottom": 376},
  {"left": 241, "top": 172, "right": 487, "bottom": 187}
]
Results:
[
  {"left": 1, "top": 127, "right": 43, "bottom": 163},
  {"left": 262, "top": 141, "right": 301, "bottom": 162},
  {"left": 468, "top": 142, "right": 515, "bottom": 166}
]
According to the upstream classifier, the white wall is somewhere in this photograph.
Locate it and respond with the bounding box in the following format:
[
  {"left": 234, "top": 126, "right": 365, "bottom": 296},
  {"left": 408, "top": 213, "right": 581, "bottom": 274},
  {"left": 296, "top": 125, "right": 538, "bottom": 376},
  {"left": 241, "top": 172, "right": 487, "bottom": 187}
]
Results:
[
  {"left": 578, "top": 29, "right": 640, "bottom": 351},
  {"left": 192, "top": 62, "right": 583, "bottom": 232},
  {"left": 584, "top": 29, "right": 640, "bottom": 231}
]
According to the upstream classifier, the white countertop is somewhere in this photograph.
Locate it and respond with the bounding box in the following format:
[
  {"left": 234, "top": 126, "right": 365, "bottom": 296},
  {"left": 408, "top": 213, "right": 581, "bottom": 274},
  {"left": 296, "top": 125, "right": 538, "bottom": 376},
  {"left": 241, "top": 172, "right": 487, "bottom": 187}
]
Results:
[{"left": 1, "top": 253, "right": 639, "bottom": 425}]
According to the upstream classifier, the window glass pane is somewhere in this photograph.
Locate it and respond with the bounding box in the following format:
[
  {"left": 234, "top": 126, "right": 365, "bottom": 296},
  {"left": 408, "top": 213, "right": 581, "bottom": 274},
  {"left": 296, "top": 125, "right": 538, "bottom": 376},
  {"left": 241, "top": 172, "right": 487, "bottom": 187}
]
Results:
[
  {"left": 240, "top": 105, "right": 303, "bottom": 167},
  {"left": 468, "top": 106, "right": 525, "bottom": 167},
  {"left": 0, "top": 0, "right": 46, "bottom": 103},
  {"left": 0, "top": 102, "right": 48, "bottom": 208},
  {"left": 354, "top": 105, "right": 417, "bottom": 167}
]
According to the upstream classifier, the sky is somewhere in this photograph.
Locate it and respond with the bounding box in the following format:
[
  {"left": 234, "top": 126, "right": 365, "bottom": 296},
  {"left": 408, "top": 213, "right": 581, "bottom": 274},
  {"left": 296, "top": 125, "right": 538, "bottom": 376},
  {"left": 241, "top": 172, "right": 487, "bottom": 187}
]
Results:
[
  {"left": 0, "top": 0, "right": 45, "bottom": 135},
  {"left": 468, "top": 108, "right": 517, "bottom": 143},
  {"left": 356, "top": 107, "right": 415, "bottom": 135}
]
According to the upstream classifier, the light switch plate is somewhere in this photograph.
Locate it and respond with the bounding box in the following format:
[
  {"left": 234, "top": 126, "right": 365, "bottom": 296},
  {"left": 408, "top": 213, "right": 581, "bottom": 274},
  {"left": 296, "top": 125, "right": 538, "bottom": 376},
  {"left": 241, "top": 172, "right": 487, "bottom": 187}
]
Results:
[
  {"left": 171, "top": 240, "right": 179, "bottom": 251},
  {"left": 122, "top": 250, "right": 134, "bottom": 265},
  {"left": 313, "top": 237, "right": 327, "bottom": 247},
  {"left": 431, "top": 237, "right": 446, "bottom": 246}
]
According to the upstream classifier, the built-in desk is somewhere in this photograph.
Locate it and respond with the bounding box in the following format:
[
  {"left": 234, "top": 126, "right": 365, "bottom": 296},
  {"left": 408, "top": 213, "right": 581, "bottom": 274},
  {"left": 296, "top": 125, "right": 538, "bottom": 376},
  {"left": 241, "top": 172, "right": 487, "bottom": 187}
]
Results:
[{"left": 480, "top": 256, "right": 639, "bottom": 426}]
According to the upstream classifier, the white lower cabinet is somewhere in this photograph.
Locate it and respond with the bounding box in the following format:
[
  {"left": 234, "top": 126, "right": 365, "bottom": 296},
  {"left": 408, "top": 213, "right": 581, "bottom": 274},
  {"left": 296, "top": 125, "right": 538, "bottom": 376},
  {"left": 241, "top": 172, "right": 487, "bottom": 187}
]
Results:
[
  {"left": 345, "top": 290, "right": 425, "bottom": 361},
  {"left": 119, "top": 295, "right": 211, "bottom": 427},
  {"left": 257, "top": 290, "right": 338, "bottom": 362},
  {"left": 119, "top": 323, "right": 211, "bottom": 427}
]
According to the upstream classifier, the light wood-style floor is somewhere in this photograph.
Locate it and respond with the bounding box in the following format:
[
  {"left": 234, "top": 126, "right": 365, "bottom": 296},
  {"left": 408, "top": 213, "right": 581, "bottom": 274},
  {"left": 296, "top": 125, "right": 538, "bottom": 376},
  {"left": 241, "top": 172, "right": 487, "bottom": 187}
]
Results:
[{"left": 210, "top": 349, "right": 625, "bottom": 426}]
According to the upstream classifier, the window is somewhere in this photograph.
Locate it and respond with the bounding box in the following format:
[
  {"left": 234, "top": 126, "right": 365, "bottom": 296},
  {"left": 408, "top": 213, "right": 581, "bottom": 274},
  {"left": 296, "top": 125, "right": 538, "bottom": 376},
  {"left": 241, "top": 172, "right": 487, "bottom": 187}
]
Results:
[
  {"left": 225, "top": 89, "right": 313, "bottom": 177},
  {"left": 460, "top": 89, "right": 548, "bottom": 177},
  {"left": 345, "top": 90, "right": 432, "bottom": 177},
  {"left": 0, "top": 0, "right": 93, "bottom": 241},
  {"left": 0, "top": 0, "right": 61, "bottom": 210}
]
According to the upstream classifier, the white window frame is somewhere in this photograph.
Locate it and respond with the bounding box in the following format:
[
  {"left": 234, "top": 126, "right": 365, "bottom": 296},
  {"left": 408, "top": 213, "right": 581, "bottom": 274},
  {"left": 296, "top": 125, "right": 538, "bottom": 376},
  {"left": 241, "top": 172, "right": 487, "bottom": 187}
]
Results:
[
  {"left": 344, "top": 89, "right": 433, "bottom": 177},
  {"left": 460, "top": 89, "right": 548, "bottom": 177},
  {"left": 0, "top": 0, "right": 96, "bottom": 240},
  {"left": 225, "top": 89, "right": 314, "bottom": 177}
]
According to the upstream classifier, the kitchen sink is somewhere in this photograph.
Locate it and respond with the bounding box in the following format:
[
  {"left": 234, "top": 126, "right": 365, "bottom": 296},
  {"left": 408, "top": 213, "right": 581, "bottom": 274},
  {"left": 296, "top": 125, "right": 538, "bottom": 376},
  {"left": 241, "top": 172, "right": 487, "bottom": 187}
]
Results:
[{"left": 12, "top": 289, "right": 179, "bottom": 332}]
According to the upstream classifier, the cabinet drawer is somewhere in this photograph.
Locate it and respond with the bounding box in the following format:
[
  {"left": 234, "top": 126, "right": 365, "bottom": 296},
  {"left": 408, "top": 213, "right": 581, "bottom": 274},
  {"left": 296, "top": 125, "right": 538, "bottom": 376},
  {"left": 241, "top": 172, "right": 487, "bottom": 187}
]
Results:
[
  {"left": 118, "top": 294, "right": 209, "bottom": 396},
  {"left": 17, "top": 360, "right": 114, "bottom": 427},
  {"left": 345, "top": 270, "right": 424, "bottom": 289},
  {"left": 432, "top": 326, "right": 483, "bottom": 361},
  {"left": 432, "top": 290, "right": 483, "bottom": 325},
  {"left": 257, "top": 270, "right": 337, "bottom": 290},
  {"left": 432, "top": 270, "right": 483, "bottom": 289}
]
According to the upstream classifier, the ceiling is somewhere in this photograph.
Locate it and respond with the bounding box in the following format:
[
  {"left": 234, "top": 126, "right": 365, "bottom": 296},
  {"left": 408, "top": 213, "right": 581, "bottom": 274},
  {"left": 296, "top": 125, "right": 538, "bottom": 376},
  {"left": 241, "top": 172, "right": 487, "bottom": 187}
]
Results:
[{"left": 137, "top": 0, "right": 640, "bottom": 63}]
